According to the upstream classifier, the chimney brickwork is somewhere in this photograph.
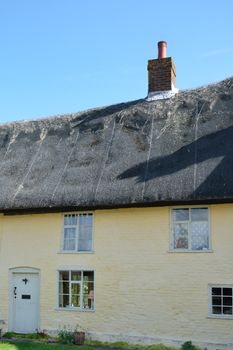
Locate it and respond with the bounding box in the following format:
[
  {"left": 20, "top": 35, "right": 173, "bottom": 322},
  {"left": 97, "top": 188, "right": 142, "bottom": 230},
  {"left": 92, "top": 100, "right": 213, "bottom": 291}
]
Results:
[
  {"left": 148, "top": 57, "right": 176, "bottom": 92},
  {"left": 147, "top": 41, "right": 176, "bottom": 94}
]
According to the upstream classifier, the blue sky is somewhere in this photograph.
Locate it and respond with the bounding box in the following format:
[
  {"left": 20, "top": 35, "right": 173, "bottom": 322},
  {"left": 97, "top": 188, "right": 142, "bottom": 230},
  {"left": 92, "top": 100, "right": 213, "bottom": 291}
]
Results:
[{"left": 0, "top": 0, "right": 233, "bottom": 122}]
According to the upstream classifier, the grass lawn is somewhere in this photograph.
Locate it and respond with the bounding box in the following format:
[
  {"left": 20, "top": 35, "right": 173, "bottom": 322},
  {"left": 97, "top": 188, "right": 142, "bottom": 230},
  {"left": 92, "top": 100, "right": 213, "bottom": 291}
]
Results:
[
  {"left": 0, "top": 344, "right": 181, "bottom": 350},
  {"left": 0, "top": 341, "right": 194, "bottom": 350},
  {"left": 0, "top": 344, "right": 95, "bottom": 350}
]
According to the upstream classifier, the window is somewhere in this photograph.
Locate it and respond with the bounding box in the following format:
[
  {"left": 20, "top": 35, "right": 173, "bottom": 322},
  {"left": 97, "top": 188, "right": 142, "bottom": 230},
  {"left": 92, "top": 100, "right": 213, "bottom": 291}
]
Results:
[
  {"left": 171, "top": 208, "right": 209, "bottom": 251},
  {"left": 63, "top": 213, "right": 93, "bottom": 252},
  {"left": 59, "top": 270, "right": 95, "bottom": 310},
  {"left": 209, "top": 285, "right": 233, "bottom": 318}
]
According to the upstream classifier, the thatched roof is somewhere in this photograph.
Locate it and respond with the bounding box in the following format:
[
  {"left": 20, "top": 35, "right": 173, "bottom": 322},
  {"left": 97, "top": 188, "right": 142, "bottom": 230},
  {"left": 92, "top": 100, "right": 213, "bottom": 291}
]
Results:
[{"left": 1, "top": 76, "right": 233, "bottom": 213}]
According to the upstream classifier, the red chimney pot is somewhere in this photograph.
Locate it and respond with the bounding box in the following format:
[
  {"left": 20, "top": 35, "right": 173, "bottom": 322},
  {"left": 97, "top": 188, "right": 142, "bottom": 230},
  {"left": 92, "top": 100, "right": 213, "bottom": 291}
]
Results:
[{"left": 158, "top": 41, "right": 167, "bottom": 59}]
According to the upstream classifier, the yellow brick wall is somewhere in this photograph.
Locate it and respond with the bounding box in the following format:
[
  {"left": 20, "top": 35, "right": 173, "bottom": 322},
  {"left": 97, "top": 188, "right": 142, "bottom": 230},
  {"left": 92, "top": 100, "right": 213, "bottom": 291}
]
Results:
[{"left": 0, "top": 205, "right": 233, "bottom": 348}]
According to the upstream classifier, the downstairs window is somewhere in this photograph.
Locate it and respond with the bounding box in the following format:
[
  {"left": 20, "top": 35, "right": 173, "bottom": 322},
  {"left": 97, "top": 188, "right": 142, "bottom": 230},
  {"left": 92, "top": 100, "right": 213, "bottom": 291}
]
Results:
[
  {"left": 59, "top": 270, "right": 95, "bottom": 310},
  {"left": 209, "top": 285, "right": 233, "bottom": 318}
]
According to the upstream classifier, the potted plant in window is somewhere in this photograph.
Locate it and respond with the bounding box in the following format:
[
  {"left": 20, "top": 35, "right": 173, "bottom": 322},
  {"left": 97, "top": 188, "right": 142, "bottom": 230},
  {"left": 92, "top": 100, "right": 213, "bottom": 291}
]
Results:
[{"left": 73, "top": 325, "right": 85, "bottom": 345}]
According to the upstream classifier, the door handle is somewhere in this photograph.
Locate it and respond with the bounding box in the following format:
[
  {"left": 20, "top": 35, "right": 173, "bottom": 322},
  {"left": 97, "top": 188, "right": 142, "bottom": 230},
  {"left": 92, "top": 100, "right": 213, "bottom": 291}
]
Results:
[{"left": 14, "top": 287, "right": 17, "bottom": 299}]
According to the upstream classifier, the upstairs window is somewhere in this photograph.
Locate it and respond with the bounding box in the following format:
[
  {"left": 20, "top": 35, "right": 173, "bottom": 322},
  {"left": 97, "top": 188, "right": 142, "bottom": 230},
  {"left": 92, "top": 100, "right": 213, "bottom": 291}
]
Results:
[
  {"left": 171, "top": 208, "right": 209, "bottom": 251},
  {"left": 63, "top": 213, "right": 93, "bottom": 252}
]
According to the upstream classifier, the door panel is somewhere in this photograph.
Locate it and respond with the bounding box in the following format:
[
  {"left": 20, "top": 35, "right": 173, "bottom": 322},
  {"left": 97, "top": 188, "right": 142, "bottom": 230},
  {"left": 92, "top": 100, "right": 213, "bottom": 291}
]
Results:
[{"left": 12, "top": 273, "right": 39, "bottom": 333}]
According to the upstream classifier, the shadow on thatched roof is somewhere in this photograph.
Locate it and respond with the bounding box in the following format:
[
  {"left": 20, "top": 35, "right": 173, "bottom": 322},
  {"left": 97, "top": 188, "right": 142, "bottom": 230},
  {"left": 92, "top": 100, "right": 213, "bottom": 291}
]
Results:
[{"left": 1, "top": 76, "right": 233, "bottom": 213}]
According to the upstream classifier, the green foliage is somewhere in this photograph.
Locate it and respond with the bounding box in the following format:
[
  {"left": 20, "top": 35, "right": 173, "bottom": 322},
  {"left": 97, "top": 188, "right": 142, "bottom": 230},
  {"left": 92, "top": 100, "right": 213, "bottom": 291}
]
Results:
[
  {"left": 84, "top": 340, "right": 105, "bottom": 347},
  {"left": 181, "top": 341, "right": 200, "bottom": 350},
  {"left": 85, "top": 339, "right": 137, "bottom": 348},
  {"left": 2, "top": 332, "right": 15, "bottom": 339},
  {"left": 2, "top": 332, "right": 49, "bottom": 341},
  {"left": 21, "top": 333, "right": 41, "bottom": 340},
  {"left": 147, "top": 345, "right": 177, "bottom": 350},
  {"left": 106, "top": 341, "right": 133, "bottom": 348},
  {"left": 0, "top": 343, "right": 94, "bottom": 350},
  {"left": 85, "top": 339, "right": 177, "bottom": 350},
  {"left": 57, "top": 329, "right": 74, "bottom": 345},
  {"left": 0, "top": 336, "right": 202, "bottom": 350}
]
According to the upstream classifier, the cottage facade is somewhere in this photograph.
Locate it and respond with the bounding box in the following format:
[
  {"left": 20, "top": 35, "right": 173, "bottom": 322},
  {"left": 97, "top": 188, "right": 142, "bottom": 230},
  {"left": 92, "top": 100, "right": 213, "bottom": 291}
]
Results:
[{"left": 0, "top": 42, "right": 233, "bottom": 349}]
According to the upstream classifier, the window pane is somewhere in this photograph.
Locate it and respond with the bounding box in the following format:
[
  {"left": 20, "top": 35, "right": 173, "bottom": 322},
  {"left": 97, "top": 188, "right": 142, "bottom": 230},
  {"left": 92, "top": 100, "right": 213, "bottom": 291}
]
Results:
[
  {"left": 191, "top": 222, "right": 209, "bottom": 250},
  {"left": 64, "top": 214, "right": 77, "bottom": 225},
  {"left": 78, "top": 239, "right": 92, "bottom": 251},
  {"left": 79, "top": 214, "right": 87, "bottom": 225},
  {"left": 223, "top": 288, "right": 232, "bottom": 296},
  {"left": 212, "top": 288, "right": 222, "bottom": 296},
  {"left": 86, "top": 214, "right": 93, "bottom": 225},
  {"left": 64, "top": 228, "right": 76, "bottom": 239},
  {"left": 71, "top": 271, "right": 81, "bottom": 281},
  {"left": 83, "top": 271, "right": 94, "bottom": 282},
  {"left": 173, "top": 209, "right": 189, "bottom": 221},
  {"left": 83, "top": 295, "right": 89, "bottom": 308},
  {"left": 191, "top": 208, "right": 208, "bottom": 221},
  {"left": 71, "top": 295, "right": 80, "bottom": 307},
  {"left": 64, "top": 239, "right": 75, "bottom": 251},
  {"left": 63, "top": 228, "right": 76, "bottom": 250},
  {"left": 223, "top": 297, "right": 232, "bottom": 306},
  {"left": 83, "top": 282, "right": 94, "bottom": 294},
  {"left": 59, "top": 271, "right": 69, "bottom": 281},
  {"left": 79, "top": 214, "right": 93, "bottom": 225},
  {"left": 83, "top": 279, "right": 94, "bottom": 310},
  {"left": 83, "top": 294, "right": 94, "bottom": 309},
  {"left": 79, "top": 226, "right": 92, "bottom": 240},
  {"left": 223, "top": 307, "right": 232, "bottom": 315},
  {"left": 59, "top": 282, "right": 69, "bottom": 294},
  {"left": 59, "top": 294, "right": 69, "bottom": 307},
  {"left": 173, "top": 223, "right": 188, "bottom": 249},
  {"left": 212, "top": 306, "right": 222, "bottom": 314},
  {"left": 71, "top": 283, "right": 80, "bottom": 294},
  {"left": 212, "top": 296, "right": 221, "bottom": 306}
]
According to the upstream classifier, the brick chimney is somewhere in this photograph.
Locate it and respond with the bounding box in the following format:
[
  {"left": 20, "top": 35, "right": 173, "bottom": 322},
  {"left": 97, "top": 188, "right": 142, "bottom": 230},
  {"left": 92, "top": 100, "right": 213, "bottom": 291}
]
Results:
[{"left": 147, "top": 41, "right": 177, "bottom": 100}]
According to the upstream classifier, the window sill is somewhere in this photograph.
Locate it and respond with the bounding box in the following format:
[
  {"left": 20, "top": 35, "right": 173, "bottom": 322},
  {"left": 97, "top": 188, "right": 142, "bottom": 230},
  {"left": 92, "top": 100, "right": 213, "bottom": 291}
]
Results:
[
  {"left": 207, "top": 315, "right": 233, "bottom": 320},
  {"left": 168, "top": 249, "right": 213, "bottom": 253},
  {"left": 58, "top": 251, "right": 95, "bottom": 254},
  {"left": 55, "top": 307, "right": 95, "bottom": 312}
]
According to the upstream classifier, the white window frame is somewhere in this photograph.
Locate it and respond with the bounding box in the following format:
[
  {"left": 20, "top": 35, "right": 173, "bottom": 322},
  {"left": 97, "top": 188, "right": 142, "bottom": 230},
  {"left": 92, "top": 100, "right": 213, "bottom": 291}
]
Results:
[
  {"left": 208, "top": 284, "right": 233, "bottom": 319},
  {"left": 170, "top": 206, "right": 211, "bottom": 252},
  {"left": 57, "top": 267, "right": 95, "bottom": 312},
  {"left": 61, "top": 212, "right": 94, "bottom": 253}
]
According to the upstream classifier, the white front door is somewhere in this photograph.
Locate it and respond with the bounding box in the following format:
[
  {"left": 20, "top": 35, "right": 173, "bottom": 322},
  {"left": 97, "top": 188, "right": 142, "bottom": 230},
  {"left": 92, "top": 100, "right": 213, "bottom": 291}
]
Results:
[{"left": 12, "top": 273, "right": 39, "bottom": 333}]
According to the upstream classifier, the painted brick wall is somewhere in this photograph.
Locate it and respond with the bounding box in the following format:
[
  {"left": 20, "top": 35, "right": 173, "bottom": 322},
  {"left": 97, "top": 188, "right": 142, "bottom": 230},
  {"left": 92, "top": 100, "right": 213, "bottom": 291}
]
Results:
[{"left": 0, "top": 205, "right": 233, "bottom": 348}]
